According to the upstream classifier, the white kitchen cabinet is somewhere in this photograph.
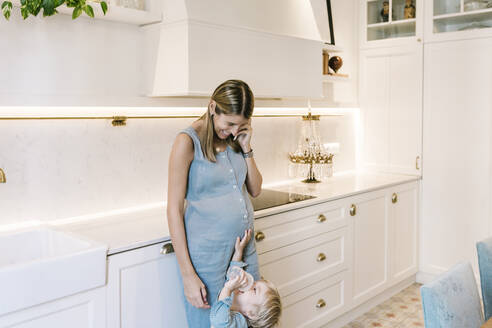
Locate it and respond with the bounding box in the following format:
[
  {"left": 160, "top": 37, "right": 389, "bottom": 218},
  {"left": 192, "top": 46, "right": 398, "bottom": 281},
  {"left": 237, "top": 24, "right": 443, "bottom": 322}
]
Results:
[
  {"left": 351, "top": 181, "right": 418, "bottom": 306},
  {"left": 106, "top": 241, "right": 188, "bottom": 328},
  {"left": 281, "top": 271, "right": 351, "bottom": 328},
  {"left": 424, "top": 0, "right": 492, "bottom": 43},
  {"left": 420, "top": 38, "right": 492, "bottom": 280},
  {"left": 255, "top": 180, "right": 418, "bottom": 328},
  {"left": 360, "top": 43, "right": 423, "bottom": 176},
  {"left": 255, "top": 198, "right": 353, "bottom": 328},
  {"left": 0, "top": 287, "right": 106, "bottom": 328},
  {"left": 389, "top": 182, "right": 418, "bottom": 283},
  {"left": 256, "top": 198, "right": 351, "bottom": 298},
  {"left": 351, "top": 188, "right": 389, "bottom": 306},
  {"left": 360, "top": 0, "right": 423, "bottom": 49}
]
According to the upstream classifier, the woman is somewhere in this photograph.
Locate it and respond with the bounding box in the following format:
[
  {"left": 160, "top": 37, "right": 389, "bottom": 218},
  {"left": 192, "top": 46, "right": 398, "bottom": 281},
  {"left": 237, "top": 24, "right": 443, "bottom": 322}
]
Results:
[{"left": 167, "top": 80, "right": 263, "bottom": 327}]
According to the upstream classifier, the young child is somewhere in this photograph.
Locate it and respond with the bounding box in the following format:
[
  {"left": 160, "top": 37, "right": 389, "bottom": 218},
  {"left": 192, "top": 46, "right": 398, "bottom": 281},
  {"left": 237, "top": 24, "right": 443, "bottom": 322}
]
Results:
[{"left": 210, "top": 229, "right": 282, "bottom": 328}]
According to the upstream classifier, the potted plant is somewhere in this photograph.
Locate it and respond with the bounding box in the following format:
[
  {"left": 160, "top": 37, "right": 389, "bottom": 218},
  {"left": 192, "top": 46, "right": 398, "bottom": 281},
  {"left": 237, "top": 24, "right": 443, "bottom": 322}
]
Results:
[{"left": 1, "top": 0, "right": 108, "bottom": 20}]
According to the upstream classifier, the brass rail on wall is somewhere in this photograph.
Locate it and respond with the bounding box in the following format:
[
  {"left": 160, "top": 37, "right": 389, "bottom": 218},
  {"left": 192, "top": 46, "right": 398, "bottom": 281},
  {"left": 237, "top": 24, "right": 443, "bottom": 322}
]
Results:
[{"left": 0, "top": 113, "right": 342, "bottom": 126}]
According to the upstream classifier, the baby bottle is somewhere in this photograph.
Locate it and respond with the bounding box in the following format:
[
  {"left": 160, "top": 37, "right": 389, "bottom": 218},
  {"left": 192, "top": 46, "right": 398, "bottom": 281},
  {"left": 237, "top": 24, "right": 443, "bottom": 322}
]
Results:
[{"left": 226, "top": 266, "right": 254, "bottom": 292}]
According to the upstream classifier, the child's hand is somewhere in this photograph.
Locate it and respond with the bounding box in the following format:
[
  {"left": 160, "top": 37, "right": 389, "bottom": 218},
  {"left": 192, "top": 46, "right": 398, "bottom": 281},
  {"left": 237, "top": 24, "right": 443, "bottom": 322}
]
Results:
[
  {"left": 232, "top": 229, "right": 252, "bottom": 262},
  {"left": 224, "top": 269, "right": 249, "bottom": 291}
]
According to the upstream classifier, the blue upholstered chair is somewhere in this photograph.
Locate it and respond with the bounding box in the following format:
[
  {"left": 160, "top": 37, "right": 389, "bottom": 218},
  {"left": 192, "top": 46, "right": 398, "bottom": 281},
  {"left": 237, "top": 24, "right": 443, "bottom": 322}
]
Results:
[
  {"left": 421, "top": 262, "right": 484, "bottom": 328},
  {"left": 477, "top": 237, "right": 492, "bottom": 321}
]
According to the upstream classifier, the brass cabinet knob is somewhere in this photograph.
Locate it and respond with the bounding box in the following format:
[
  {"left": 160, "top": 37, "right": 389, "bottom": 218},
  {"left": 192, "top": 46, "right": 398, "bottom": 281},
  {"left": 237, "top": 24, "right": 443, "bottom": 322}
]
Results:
[
  {"left": 317, "top": 214, "right": 326, "bottom": 223},
  {"left": 160, "top": 242, "right": 174, "bottom": 255},
  {"left": 350, "top": 204, "right": 356, "bottom": 216},
  {"left": 316, "top": 299, "right": 326, "bottom": 308},
  {"left": 255, "top": 231, "right": 265, "bottom": 242},
  {"left": 317, "top": 253, "right": 326, "bottom": 262},
  {"left": 392, "top": 193, "right": 398, "bottom": 204}
]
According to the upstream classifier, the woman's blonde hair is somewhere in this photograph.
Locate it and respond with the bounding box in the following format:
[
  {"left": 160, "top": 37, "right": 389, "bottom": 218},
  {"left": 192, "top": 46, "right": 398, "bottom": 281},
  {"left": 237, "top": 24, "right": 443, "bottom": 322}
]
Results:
[
  {"left": 246, "top": 280, "right": 282, "bottom": 328},
  {"left": 198, "top": 79, "right": 254, "bottom": 162}
]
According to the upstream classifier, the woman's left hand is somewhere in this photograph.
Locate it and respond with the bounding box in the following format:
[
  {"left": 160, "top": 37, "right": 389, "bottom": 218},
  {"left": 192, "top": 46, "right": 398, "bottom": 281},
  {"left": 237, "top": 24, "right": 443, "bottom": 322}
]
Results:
[{"left": 234, "top": 121, "right": 252, "bottom": 153}]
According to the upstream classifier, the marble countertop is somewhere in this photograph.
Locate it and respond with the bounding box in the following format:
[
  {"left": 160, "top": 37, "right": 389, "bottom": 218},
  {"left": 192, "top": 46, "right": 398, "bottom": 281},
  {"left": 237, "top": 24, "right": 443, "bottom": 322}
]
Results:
[{"left": 57, "top": 171, "right": 420, "bottom": 255}]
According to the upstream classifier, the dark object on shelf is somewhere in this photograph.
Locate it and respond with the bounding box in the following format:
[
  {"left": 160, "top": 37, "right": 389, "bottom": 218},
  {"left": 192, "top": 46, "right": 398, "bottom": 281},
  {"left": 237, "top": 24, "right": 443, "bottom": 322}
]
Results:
[
  {"left": 328, "top": 56, "right": 343, "bottom": 73},
  {"left": 381, "top": 1, "right": 389, "bottom": 22},
  {"left": 404, "top": 0, "right": 416, "bottom": 19},
  {"left": 325, "top": 0, "right": 335, "bottom": 45}
]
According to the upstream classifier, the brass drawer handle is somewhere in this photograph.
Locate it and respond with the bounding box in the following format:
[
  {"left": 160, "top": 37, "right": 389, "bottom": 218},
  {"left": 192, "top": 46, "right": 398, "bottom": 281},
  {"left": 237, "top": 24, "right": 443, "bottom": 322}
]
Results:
[
  {"left": 317, "top": 253, "right": 326, "bottom": 262},
  {"left": 350, "top": 204, "right": 356, "bottom": 216},
  {"left": 416, "top": 156, "right": 420, "bottom": 170},
  {"left": 317, "top": 214, "right": 326, "bottom": 223},
  {"left": 392, "top": 193, "right": 398, "bottom": 204},
  {"left": 316, "top": 299, "right": 326, "bottom": 308},
  {"left": 160, "top": 242, "right": 174, "bottom": 255},
  {"left": 255, "top": 231, "right": 265, "bottom": 242}
]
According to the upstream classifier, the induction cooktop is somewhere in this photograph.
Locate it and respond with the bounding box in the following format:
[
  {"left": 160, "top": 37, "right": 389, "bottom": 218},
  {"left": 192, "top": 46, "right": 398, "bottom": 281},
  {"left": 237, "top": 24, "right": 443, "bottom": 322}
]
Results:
[{"left": 249, "top": 189, "right": 316, "bottom": 211}]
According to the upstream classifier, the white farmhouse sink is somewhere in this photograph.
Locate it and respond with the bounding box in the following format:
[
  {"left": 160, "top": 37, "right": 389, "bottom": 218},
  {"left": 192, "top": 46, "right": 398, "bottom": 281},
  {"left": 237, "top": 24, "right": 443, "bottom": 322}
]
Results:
[{"left": 0, "top": 227, "right": 107, "bottom": 316}]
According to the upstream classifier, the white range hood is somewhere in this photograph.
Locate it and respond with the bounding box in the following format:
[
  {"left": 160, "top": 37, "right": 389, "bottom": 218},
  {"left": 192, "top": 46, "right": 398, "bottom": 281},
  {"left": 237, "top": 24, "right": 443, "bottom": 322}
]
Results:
[{"left": 142, "top": 0, "right": 330, "bottom": 98}]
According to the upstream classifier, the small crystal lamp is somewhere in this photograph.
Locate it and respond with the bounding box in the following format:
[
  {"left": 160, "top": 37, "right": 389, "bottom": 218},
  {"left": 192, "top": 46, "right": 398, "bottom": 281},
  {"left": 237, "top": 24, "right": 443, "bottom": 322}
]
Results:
[{"left": 289, "top": 112, "right": 334, "bottom": 183}]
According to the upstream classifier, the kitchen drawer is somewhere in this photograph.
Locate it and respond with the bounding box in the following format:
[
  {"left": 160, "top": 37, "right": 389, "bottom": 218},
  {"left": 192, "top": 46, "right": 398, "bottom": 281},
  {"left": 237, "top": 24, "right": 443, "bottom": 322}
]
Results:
[
  {"left": 254, "top": 199, "right": 348, "bottom": 254},
  {"left": 280, "top": 270, "right": 350, "bottom": 328},
  {"left": 259, "top": 227, "right": 349, "bottom": 297}
]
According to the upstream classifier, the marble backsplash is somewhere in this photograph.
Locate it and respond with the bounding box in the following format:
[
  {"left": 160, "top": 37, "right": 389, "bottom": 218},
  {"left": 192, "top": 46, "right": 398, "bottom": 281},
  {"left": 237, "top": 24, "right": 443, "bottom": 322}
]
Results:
[{"left": 0, "top": 112, "right": 357, "bottom": 225}]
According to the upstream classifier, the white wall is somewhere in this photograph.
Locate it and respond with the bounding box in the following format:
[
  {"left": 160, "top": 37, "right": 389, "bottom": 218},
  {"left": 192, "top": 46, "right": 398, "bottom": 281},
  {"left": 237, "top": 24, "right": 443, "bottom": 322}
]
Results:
[{"left": 0, "top": 0, "right": 359, "bottom": 226}]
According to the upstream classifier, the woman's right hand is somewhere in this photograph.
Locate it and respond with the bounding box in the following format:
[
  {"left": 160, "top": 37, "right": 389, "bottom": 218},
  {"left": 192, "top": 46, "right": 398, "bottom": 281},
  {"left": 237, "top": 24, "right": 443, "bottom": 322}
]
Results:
[{"left": 183, "top": 272, "right": 210, "bottom": 309}]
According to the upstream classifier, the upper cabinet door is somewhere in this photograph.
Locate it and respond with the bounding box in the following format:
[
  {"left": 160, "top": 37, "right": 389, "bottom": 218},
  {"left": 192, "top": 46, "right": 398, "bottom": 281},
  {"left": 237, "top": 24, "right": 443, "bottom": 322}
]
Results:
[
  {"left": 360, "top": 44, "right": 423, "bottom": 176},
  {"left": 360, "top": 0, "right": 424, "bottom": 49},
  {"left": 425, "top": 0, "right": 492, "bottom": 43}
]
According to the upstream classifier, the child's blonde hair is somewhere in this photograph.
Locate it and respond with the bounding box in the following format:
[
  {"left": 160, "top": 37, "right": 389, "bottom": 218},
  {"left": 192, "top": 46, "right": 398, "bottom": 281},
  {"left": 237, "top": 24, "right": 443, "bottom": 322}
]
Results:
[{"left": 246, "top": 280, "right": 282, "bottom": 328}]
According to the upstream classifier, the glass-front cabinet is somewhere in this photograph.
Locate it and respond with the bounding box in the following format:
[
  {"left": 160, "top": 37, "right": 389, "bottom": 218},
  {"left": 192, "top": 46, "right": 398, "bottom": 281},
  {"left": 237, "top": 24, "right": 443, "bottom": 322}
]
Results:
[
  {"left": 428, "top": 0, "right": 492, "bottom": 40},
  {"left": 362, "top": 0, "right": 423, "bottom": 47}
]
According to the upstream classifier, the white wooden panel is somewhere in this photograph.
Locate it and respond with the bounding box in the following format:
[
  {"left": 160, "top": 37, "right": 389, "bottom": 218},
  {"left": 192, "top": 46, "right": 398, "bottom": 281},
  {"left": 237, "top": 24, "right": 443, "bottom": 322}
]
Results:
[
  {"left": 0, "top": 287, "right": 105, "bottom": 328},
  {"left": 352, "top": 190, "right": 388, "bottom": 304},
  {"left": 254, "top": 200, "right": 347, "bottom": 254},
  {"left": 388, "top": 45, "right": 423, "bottom": 175},
  {"left": 360, "top": 45, "right": 423, "bottom": 176},
  {"left": 259, "top": 228, "right": 348, "bottom": 297},
  {"left": 107, "top": 242, "right": 188, "bottom": 328},
  {"left": 280, "top": 271, "right": 349, "bottom": 328},
  {"left": 360, "top": 49, "right": 390, "bottom": 167},
  {"left": 421, "top": 38, "right": 492, "bottom": 277},
  {"left": 390, "top": 183, "right": 418, "bottom": 281}
]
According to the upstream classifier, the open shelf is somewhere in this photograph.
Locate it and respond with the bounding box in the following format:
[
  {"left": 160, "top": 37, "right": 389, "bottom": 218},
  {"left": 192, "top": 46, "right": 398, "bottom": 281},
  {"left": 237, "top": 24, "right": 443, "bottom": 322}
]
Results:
[
  {"left": 433, "top": 7, "right": 492, "bottom": 33},
  {"left": 367, "top": 19, "right": 417, "bottom": 41},
  {"left": 323, "top": 44, "right": 343, "bottom": 53},
  {"left": 11, "top": 0, "right": 161, "bottom": 25},
  {"left": 322, "top": 74, "right": 350, "bottom": 83}
]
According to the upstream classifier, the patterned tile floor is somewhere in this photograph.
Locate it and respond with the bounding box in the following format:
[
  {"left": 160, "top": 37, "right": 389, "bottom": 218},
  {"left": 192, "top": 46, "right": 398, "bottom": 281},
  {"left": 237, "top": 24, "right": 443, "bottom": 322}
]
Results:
[{"left": 343, "top": 283, "right": 424, "bottom": 328}]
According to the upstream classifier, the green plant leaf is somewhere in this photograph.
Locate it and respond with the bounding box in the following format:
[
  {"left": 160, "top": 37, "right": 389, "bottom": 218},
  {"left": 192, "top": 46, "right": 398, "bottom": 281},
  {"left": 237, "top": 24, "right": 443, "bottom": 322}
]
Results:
[
  {"left": 20, "top": 0, "right": 26, "bottom": 5},
  {"left": 21, "top": 6, "right": 28, "bottom": 19},
  {"left": 28, "top": 0, "right": 43, "bottom": 16},
  {"left": 42, "top": 0, "right": 57, "bottom": 16},
  {"left": 100, "top": 1, "right": 107, "bottom": 15},
  {"left": 72, "top": 6, "right": 81, "bottom": 19},
  {"left": 83, "top": 4, "right": 93, "bottom": 17},
  {"left": 1, "top": 1, "right": 12, "bottom": 20}
]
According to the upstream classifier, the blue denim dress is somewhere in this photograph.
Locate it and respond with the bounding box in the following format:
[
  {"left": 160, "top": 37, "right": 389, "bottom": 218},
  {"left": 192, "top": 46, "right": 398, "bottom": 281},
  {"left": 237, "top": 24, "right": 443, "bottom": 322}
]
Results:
[{"left": 179, "top": 126, "right": 260, "bottom": 328}]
